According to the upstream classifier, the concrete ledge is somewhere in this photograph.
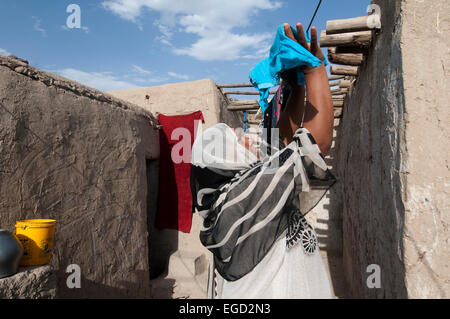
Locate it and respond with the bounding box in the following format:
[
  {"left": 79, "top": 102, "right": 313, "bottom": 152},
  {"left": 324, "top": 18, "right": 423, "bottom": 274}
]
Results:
[{"left": 0, "top": 265, "right": 57, "bottom": 299}]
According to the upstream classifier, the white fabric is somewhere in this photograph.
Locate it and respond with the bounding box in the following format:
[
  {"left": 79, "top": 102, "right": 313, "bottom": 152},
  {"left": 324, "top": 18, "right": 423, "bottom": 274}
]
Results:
[
  {"left": 192, "top": 123, "right": 258, "bottom": 170},
  {"left": 214, "top": 230, "right": 333, "bottom": 299}
]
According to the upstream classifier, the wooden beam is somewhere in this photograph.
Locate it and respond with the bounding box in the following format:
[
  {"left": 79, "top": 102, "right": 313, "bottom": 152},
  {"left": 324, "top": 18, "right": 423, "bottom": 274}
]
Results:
[
  {"left": 332, "top": 94, "right": 346, "bottom": 100},
  {"left": 228, "top": 99, "right": 259, "bottom": 105},
  {"left": 339, "top": 80, "right": 352, "bottom": 88},
  {"left": 331, "top": 65, "right": 359, "bottom": 76},
  {"left": 224, "top": 91, "right": 277, "bottom": 95},
  {"left": 218, "top": 83, "right": 254, "bottom": 88},
  {"left": 228, "top": 104, "right": 259, "bottom": 111},
  {"left": 328, "top": 47, "right": 364, "bottom": 66},
  {"left": 333, "top": 100, "right": 344, "bottom": 107},
  {"left": 331, "top": 87, "right": 348, "bottom": 94},
  {"left": 328, "top": 75, "right": 345, "bottom": 81},
  {"left": 320, "top": 30, "right": 372, "bottom": 48},
  {"left": 326, "top": 15, "right": 381, "bottom": 35},
  {"left": 329, "top": 80, "right": 341, "bottom": 87},
  {"left": 334, "top": 108, "right": 343, "bottom": 118}
]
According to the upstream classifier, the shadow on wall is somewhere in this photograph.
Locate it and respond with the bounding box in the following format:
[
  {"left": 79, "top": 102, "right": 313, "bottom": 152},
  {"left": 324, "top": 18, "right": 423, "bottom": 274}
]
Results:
[
  {"left": 57, "top": 270, "right": 152, "bottom": 299},
  {"left": 315, "top": 118, "right": 349, "bottom": 299},
  {"left": 146, "top": 159, "right": 179, "bottom": 298}
]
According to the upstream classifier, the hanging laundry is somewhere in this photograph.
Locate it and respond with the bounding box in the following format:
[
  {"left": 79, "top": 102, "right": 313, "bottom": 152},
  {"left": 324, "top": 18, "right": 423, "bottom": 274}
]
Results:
[
  {"left": 243, "top": 111, "right": 249, "bottom": 132},
  {"left": 249, "top": 24, "right": 327, "bottom": 114},
  {"left": 156, "top": 111, "right": 204, "bottom": 233}
]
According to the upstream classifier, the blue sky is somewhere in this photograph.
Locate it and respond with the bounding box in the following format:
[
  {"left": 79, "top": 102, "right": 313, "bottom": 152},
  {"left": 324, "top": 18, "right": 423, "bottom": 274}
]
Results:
[{"left": 0, "top": 0, "right": 369, "bottom": 92}]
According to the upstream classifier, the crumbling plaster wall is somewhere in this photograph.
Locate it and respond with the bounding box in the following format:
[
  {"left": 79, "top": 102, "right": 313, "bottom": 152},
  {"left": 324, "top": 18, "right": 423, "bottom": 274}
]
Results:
[
  {"left": 336, "top": 0, "right": 449, "bottom": 298},
  {"left": 0, "top": 56, "right": 159, "bottom": 298}
]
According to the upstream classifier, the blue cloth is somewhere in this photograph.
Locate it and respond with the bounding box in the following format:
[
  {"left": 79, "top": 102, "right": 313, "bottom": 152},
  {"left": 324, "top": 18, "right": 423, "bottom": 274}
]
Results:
[
  {"left": 249, "top": 24, "right": 327, "bottom": 114},
  {"left": 243, "top": 111, "right": 249, "bottom": 132}
]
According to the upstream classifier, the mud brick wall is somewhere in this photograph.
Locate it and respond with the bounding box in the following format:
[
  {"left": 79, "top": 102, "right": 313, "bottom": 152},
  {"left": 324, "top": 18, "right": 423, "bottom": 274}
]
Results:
[
  {"left": 336, "top": 0, "right": 449, "bottom": 298},
  {"left": 0, "top": 56, "right": 159, "bottom": 298}
]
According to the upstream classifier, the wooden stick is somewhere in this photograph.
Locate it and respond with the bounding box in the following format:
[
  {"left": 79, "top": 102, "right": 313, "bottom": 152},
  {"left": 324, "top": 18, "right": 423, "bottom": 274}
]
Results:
[
  {"left": 228, "top": 99, "right": 259, "bottom": 105},
  {"left": 339, "top": 80, "right": 352, "bottom": 88},
  {"left": 224, "top": 91, "right": 277, "bottom": 95},
  {"left": 333, "top": 100, "right": 344, "bottom": 107},
  {"left": 329, "top": 80, "right": 341, "bottom": 87},
  {"left": 331, "top": 88, "right": 348, "bottom": 94},
  {"left": 228, "top": 104, "right": 260, "bottom": 111},
  {"left": 334, "top": 108, "right": 343, "bottom": 118},
  {"left": 326, "top": 15, "right": 381, "bottom": 35},
  {"left": 328, "top": 75, "right": 345, "bottom": 81},
  {"left": 218, "top": 83, "right": 254, "bottom": 88},
  {"left": 331, "top": 65, "right": 359, "bottom": 76},
  {"left": 320, "top": 30, "right": 372, "bottom": 48},
  {"left": 332, "top": 94, "right": 346, "bottom": 100},
  {"left": 328, "top": 47, "right": 364, "bottom": 66}
]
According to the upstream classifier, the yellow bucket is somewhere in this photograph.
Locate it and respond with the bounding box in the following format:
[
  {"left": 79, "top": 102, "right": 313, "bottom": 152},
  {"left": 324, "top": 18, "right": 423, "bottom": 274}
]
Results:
[{"left": 15, "top": 219, "right": 56, "bottom": 266}]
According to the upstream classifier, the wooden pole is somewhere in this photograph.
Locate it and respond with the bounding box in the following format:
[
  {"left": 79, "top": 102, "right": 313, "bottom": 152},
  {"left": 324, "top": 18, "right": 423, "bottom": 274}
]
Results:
[
  {"left": 339, "top": 80, "right": 352, "bottom": 88},
  {"left": 334, "top": 108, "right": 343, "bottom": 118},
  {"left": 328, "top": 75, "right": 345, "bottom": 81},
  {"left": 331, "top": 65, "right": 359, "bottom": 76},
  {"left": 224, "top": 91, "right": 277, "bottom": 96},
  {"left": 333, "top": 100, "right": 344, "bottom": 107},
  {"left": 228, "top": 100, "right": 259, "bottom": 105},
  {"left": 326, "top": 15, "right": 381, "bottom": 35},
  {"left": 328, "top": 47, "right": 364, "bottom": 66},
  {"left": 329, "top": 80, "right": 341, "bottom": 87},
  {"left": 228, "top": 104, "right": 260, "bottom": 111},
  {"left": 320, "top": 30, "right": 372, "bottom": 48},
  {"left": 218, "top": 83, "right": 254, "bottom": 88}
]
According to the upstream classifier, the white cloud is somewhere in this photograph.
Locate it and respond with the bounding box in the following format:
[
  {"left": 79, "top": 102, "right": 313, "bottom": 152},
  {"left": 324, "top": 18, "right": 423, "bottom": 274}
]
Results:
[
  {"left": 132, "top": 64, "right": 152, "bottom": 75},
  {"left": 102, "top": 0, "right": 281, "bottom": 61},
  {"left": 54, "top": 68, "right": 138, "bottom": 92},
  {"left": 168, "top": 71, "right": 189, "bottom": 80},
  {"left": 0, "top": 48, "right": 11, "bottom": 56},
  {"left": 33, "top": 16, "right": 47, "bottom": 37}
]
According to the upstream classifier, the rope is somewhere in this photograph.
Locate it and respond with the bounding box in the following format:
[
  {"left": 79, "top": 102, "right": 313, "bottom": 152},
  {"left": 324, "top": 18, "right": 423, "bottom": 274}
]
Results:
[{"left": 307, "top": 0, "right": 323, "bottom": 33}]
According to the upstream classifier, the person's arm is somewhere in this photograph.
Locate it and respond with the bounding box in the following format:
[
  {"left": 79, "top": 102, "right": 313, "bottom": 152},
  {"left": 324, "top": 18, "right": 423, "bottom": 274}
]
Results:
[{"left": 277, "top": 23, "right": 334, "bottom": 156}]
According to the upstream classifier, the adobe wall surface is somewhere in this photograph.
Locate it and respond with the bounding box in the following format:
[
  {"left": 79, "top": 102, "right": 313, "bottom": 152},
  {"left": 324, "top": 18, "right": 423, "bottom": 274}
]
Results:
[
  {"left": 108, "top": 79, "right": 243, "bottom": 130},
  {"left": 400, "top": 0, "right": 449, "bottom": 298},
  {"left": 336, "top": 0, "right": 449, "bottom": 298},
  {"left": 336, "top": 0, "right": 408, "bottom": 298},
  {"left": 0, "top": 55, "right": 159, "bottom": 298}
]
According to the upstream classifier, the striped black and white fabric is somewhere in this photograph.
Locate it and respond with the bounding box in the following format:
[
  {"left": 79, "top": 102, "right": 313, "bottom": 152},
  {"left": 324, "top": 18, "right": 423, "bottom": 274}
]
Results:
[{"left": 190, "top": 124, "right": 335, "bottom": 282}]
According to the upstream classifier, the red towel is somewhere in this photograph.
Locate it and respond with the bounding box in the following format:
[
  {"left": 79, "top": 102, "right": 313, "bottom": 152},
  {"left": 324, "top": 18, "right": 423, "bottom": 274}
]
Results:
[{"left": 156, "top": 111, "right": 204, "bottom": 233}]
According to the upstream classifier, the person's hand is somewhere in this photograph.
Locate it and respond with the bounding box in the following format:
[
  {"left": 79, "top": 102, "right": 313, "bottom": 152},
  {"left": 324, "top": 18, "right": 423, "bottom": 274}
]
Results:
[
  {"left": 282, "top": 23, "right": 324, "bottom": 78},
  {"left": 284, "top": 23, "right": 324, "bottom": 63}
]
